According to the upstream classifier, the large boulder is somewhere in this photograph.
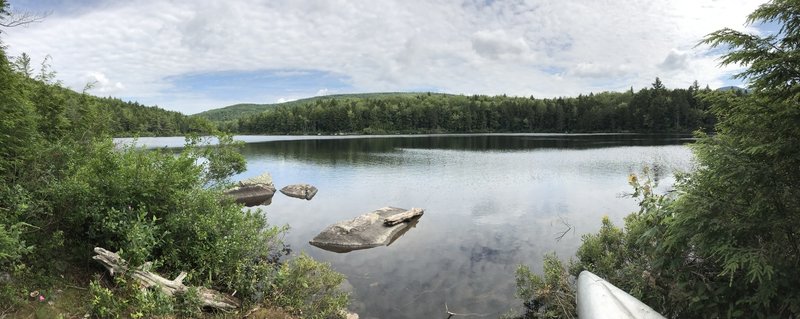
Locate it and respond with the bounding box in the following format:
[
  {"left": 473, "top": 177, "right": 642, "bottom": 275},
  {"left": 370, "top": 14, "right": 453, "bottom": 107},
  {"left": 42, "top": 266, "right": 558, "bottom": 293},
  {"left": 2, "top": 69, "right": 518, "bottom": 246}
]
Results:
[
  {"left": 310, "top": 207, "right": 424, "bottom": 253},
  {"left": 280, "top": 184, "right": 318, "bottom": 200},
  {"left": 224, "top": 172, "right": 276, "bottom": 207}
]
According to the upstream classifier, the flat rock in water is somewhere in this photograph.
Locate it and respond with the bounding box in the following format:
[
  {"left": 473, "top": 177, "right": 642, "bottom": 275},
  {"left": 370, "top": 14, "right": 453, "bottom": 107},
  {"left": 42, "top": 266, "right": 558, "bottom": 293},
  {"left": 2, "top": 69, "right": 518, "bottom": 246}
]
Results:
[
  {"left": 224, "top": 172, "right": 276, "bottom": 207},
  {"left": 280, "top": 184, "right": 318, "bottom": 200},
  {"left": 242, "top": 172, "right": 274, "bottom": 186},
  {"left": 310, "top": 207, "right": 423, "bottom": 253}
]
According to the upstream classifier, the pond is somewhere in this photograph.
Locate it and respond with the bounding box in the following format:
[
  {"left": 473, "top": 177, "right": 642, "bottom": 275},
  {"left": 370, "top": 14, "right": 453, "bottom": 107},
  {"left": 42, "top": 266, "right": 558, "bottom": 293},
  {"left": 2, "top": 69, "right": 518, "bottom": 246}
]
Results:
[{"left": 122, "top": 134, "right": 695, "bottom": 318}]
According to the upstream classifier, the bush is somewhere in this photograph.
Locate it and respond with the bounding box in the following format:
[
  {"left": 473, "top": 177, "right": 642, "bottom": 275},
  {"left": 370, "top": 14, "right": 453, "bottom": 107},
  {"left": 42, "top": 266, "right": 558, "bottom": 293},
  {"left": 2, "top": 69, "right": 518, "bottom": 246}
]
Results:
[
  {"left": 38, "top": 137, "right": 290, "bottom": 303},
  {"left": 1, "top": 133, "right": 347, "bottom": 316},
  {"left": 89, "top": 276, "right": 175, "bottom": 319},
  {"left": 268, "top": 254, "right": 350, "bottom": 319},
  {"left": 513, "top": 253, "right": 576, "bottom": 319}
]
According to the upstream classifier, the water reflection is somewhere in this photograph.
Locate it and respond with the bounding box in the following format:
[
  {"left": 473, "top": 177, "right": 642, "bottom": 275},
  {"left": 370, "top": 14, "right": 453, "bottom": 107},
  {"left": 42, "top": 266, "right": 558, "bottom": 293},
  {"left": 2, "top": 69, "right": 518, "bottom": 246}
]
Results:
[
  {"left": 223, "top": 134, "right": 693, "bottom": 318},
  {"left": 239, "top": 134, "right": 692, "bottom": 166}
]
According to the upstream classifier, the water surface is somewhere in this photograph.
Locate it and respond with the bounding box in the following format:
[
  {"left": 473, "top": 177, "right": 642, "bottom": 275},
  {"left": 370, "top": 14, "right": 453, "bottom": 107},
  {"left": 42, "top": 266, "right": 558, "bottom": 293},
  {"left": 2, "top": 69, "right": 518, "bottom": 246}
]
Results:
[{"left": 125, "top": 134, "right": 694, "bottom": 318}]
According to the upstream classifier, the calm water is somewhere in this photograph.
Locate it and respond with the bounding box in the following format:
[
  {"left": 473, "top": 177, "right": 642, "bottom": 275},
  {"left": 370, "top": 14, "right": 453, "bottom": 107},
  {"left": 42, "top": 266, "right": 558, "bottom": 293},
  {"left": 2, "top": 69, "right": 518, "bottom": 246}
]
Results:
[{"left": 122, "top": 134, "right": 695, "bottom": 318}]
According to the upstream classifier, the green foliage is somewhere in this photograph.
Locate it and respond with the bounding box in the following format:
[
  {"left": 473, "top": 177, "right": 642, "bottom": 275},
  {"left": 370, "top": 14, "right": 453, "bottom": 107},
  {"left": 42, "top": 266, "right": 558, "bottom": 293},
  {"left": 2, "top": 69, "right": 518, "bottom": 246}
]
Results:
[
  {"left": 513, "top": 254, "right": 576, "bottom": 319},
  {"left": 89, "top": 279, "right": 122, "bottom": 319},
  {"left": 174, "top": 287, "right": 202, "bottom": 318},
  {"left": 701, "top": 0, "right": 800, "bottom": 99},
  {"left": 186, "top": 134, "right": 247, "bottom": 186},
  {"left": 231, "top": 86, "right": 712, "bottom": 135},
  {"left": 569, "top": 172, "right": 679, "bottom": 314},
  {"left": 31, "top": 137, "right": 289, "bottom": 300},
  {"left": 194, "top": 92, "right": 440, "bottom": 122},
  {"left": 194, "top": 102, "right": 281, "bottom": 122},
  {"left": 268, "top": 254, "right": 349, "bottom": 319},
  {"left": 89, "top": 276, "right": 176, "bottom": 319},
  {"left": 4, "top": 53, "right": 214, "bottom": 138},
  {"left": 0, "top": 24, "right": 348, "bottom": 317},
  {"left": 520, "top": 1, "right": 800, "bottom": 317},
  {"left": 0, "top": 222, "right": 33, "bottom": 266},
  {"left": 0, "top": 46, "right": 38, "bottom": 179}
]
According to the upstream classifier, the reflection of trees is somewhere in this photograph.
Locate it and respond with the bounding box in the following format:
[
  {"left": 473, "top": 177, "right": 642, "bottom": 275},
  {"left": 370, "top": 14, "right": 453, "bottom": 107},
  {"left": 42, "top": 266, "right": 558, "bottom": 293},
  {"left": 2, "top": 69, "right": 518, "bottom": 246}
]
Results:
[{"left": 240, "top": 135, "right": 691, "bottom": 166}]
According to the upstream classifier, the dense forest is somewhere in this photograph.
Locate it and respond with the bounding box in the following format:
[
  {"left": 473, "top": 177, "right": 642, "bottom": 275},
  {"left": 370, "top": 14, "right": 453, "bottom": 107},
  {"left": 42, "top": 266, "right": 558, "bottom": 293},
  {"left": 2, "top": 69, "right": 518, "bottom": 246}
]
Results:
[
  {"left": 229, "top": 81, "right": 721, "bottom": 135},
  {"left": 194, "top": 92, "right": 430, "bottom": 122},
  {"left": 513, "top": 0, "right": 800, "bottom": 317},
  {"left": 10, "top": 53, "right": 212, "bottom": 137}
]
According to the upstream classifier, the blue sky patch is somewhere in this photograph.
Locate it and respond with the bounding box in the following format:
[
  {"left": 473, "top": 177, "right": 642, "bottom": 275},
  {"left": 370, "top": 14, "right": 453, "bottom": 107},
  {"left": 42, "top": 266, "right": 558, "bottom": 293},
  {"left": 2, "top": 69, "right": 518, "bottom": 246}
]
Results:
[{"left": 163, "top": 69, "right": 353, "bottom": 102}]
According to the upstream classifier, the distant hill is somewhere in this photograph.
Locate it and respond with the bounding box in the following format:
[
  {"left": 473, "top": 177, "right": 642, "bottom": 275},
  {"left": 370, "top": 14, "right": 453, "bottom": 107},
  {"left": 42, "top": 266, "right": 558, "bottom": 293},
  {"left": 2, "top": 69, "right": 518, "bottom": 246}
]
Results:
[
  {"left": 192, "top": 103, "right": 279, "bottom": 122},
  {"left": 716, "top": 86, "right": 750, "bottom": 94},
  {"left": 194, "top": 92, "right": 453, "bottom": 122}
]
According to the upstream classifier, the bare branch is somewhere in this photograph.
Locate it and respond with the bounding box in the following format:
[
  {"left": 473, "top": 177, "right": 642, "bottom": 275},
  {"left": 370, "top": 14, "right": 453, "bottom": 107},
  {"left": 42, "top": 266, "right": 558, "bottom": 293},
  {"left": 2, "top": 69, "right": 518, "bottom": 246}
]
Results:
[
  {"left": 0, "top": 10, "right": 48, "bottom": 28},
  {"left": 444, "top": 302, "right": 494, "bottom": 318},
  {"left": 554, "top": 215, "right": 573, "bottom": 242}
]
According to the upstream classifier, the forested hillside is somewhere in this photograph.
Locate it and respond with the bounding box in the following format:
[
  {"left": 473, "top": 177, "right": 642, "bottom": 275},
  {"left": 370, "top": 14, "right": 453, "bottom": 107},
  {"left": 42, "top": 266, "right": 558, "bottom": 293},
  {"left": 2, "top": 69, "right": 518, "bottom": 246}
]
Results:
[
  {"left": 194, "top": 92, "right": 452, "bottom": 123},
  {"left": 232, "top": 80, "right": 721, "bottom": 135},
  {"left": 11, "top": 53, "right": 212, "bottom": 137}
]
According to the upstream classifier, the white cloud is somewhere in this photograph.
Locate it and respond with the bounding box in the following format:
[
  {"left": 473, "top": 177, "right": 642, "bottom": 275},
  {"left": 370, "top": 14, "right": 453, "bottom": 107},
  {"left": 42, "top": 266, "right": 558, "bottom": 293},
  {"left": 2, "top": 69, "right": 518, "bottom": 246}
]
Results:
[
  {"left": 315, "top": 88, "right": 329, "bottom": 96},
  {"left": 471, "top": 29, "right": 531, "bottom": 60},
  {"left": 3, "top": 0, "right": 765, "bottom": 113},
  {"left": 569, "top": 63, "right": 632, "bottom": 79},
  {"left": 659, "top": 49, "right": 691, "bottom": 71},
  {"left": 83, "top": 71, "right": 124, "bottom": 93},
  {"left": 276, "top": 97, "right": 301, "bottom": 104}
]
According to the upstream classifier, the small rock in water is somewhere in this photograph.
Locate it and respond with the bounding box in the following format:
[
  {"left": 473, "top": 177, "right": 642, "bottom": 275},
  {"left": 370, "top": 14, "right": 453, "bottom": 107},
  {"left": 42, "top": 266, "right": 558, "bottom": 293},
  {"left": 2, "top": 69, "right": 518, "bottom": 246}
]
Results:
[
  {"left": 280, "top": 184, "right": 318, "bottom": 200},
  {"left": 224, "top": 172, "right": 276, "bottom": 207}
]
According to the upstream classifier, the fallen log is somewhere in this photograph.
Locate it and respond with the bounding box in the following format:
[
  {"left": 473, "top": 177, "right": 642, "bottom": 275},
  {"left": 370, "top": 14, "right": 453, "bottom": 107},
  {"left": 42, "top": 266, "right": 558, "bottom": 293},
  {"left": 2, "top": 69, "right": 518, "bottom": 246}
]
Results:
[
  {"left": 92, "top": 247, "right": 241, "bottom": 310},
  {"left": 383, "top": 208, "right": 424, "bottom": 226}
]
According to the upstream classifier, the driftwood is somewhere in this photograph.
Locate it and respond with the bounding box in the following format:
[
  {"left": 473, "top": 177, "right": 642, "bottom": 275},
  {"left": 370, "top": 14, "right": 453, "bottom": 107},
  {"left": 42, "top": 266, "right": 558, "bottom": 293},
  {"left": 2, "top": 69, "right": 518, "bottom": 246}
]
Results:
[
  {"left": 383, "top": 208, "right": 424, "bottom": 226},
  {"left": 92, "top": 247, "right": 241, "bottom": 310}
]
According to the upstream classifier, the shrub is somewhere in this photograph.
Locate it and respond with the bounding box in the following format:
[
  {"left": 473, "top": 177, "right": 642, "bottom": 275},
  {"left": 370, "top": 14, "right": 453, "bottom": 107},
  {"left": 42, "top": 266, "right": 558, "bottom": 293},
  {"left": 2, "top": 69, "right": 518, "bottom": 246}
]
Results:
[
  {"left": 513, "top": 253, "right": 576, "bottom": 319},
  {"left": 268, "top": 254, "right": 350, "bottom": 319}
]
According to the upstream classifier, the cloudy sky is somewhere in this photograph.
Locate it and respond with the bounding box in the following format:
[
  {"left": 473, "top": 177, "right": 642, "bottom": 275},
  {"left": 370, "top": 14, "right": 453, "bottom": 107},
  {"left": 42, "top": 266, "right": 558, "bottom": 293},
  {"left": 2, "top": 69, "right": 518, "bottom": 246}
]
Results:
[{"left": 4, "top": 0, "right": 769, "bottom": 114}]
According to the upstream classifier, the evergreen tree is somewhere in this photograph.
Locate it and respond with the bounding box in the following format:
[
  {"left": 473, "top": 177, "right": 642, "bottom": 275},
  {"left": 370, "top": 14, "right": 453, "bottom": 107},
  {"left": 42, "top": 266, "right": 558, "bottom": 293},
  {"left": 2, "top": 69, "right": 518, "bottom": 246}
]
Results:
[{"left": 662, "top": 0, "right": 800, "bottom": 314}]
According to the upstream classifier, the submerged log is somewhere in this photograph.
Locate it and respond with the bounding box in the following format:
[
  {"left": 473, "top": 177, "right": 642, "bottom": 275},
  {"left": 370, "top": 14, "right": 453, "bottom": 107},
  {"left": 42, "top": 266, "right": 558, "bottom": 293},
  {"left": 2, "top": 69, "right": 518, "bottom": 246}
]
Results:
[
  {"left": 383, "top": 208, "right": 424, "bottom": 226},
  {"left": 92, "top": 247, "right": 241, "bottom": 310}
]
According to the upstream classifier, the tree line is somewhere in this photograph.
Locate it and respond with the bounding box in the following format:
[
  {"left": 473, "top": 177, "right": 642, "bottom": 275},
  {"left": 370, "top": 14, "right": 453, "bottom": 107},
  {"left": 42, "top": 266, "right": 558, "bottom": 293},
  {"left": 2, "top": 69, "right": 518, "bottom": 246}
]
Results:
[
  {"left": 233, "top": 79, "right": 722, "bottom": 135},
  {"left": 11, "top": 53, "right": 212, "bottom": 137}
]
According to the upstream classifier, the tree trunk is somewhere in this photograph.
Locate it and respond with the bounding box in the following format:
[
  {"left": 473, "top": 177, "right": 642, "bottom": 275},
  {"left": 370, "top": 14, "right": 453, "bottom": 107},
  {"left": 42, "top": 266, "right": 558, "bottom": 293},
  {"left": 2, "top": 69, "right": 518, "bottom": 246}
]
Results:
[{"left": 92, "top": 247, "right": 241, "bottom": 310}]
